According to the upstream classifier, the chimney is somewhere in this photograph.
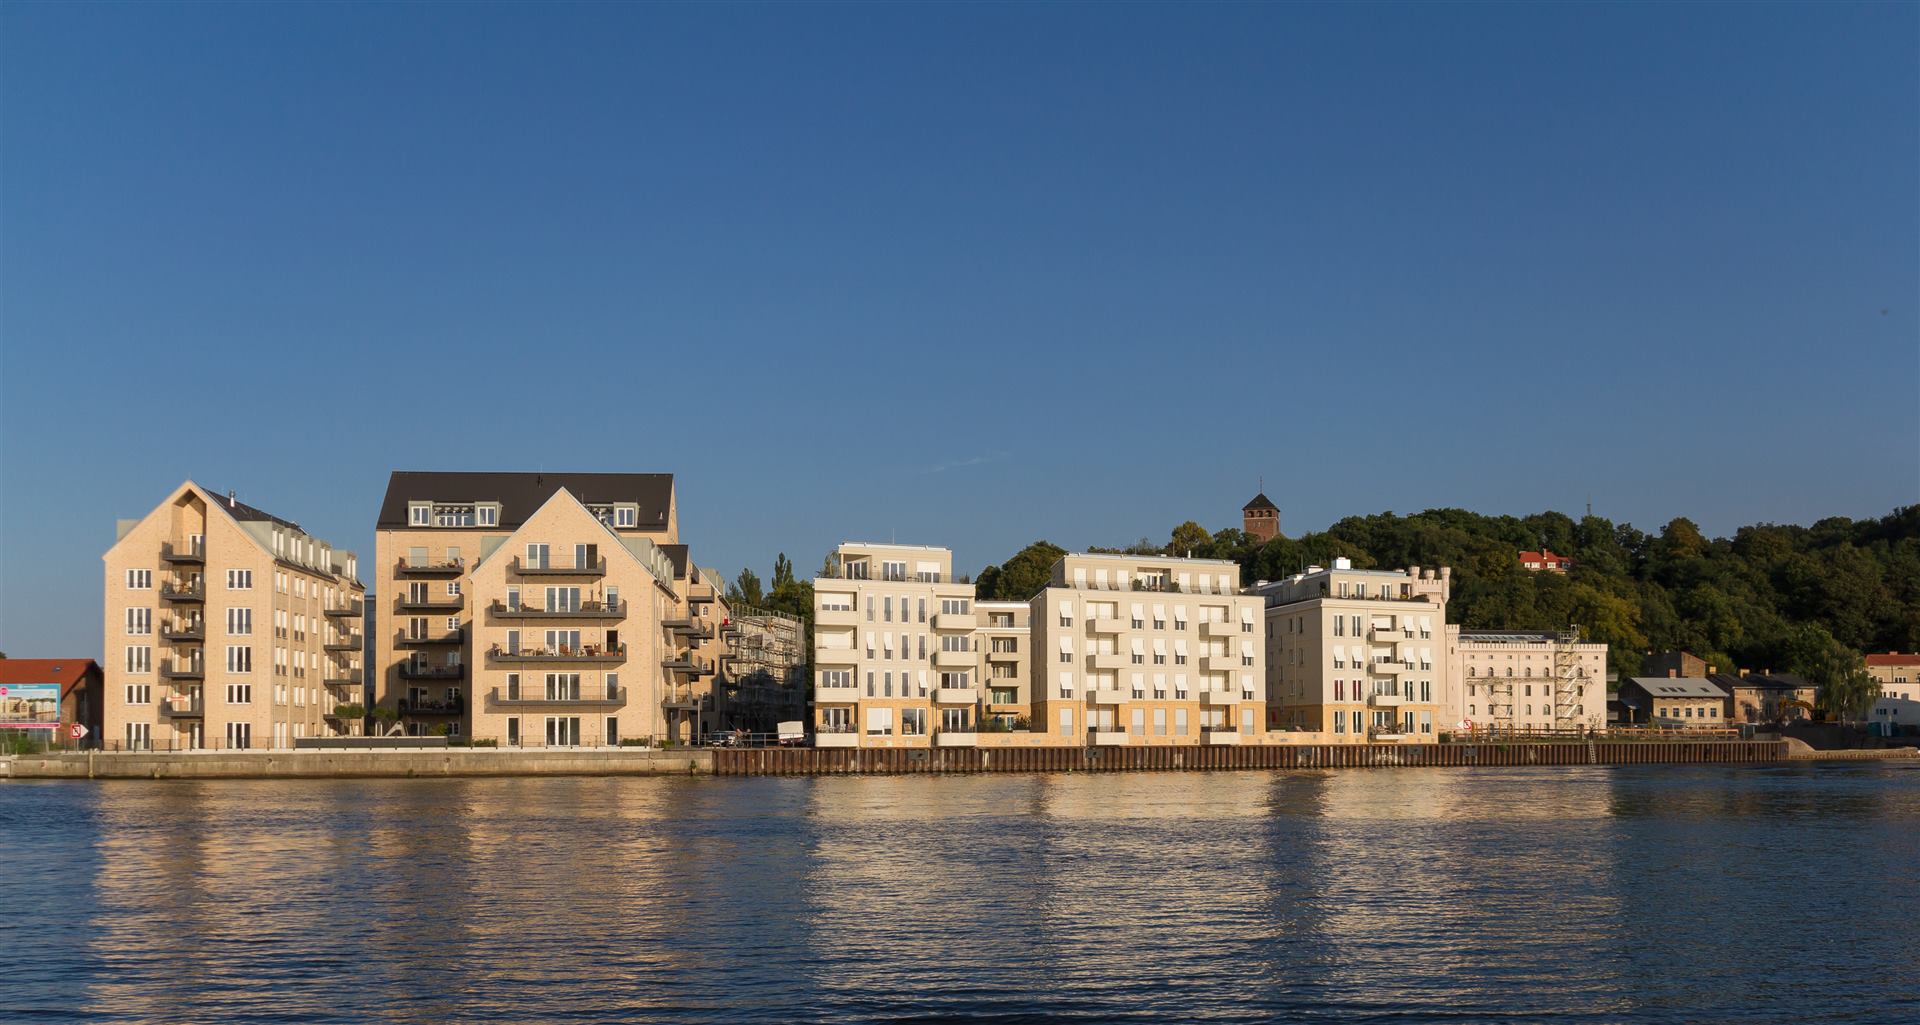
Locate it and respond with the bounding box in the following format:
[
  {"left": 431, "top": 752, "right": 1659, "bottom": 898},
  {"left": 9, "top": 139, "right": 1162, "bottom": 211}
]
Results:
[{"left": 228, "top": 489, "right": 236, "bottom": 508}]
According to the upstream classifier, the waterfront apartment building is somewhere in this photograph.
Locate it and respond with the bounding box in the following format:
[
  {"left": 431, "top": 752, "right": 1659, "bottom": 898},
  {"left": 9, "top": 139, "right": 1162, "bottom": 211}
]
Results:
[
  {"left": 1867, "top": 653, "right": 1920, "bottom": 732},
  {"left": 1255, "top": 560, "right": 1450, "bottom": 742},
  {"left": 978, "top": 601, "right": 1031, "bottom": 730},
  {"left": 811, "top": 543, "right": 984, "bottom": 748},
  {"left": 103, "top": 482, "right": 365, "bottom": 750},
  {"left": 1030, "top": 553, "right": 1266, "bottom": 746},
  {"left": 714, "top": 603, "right": 807, "bottom": 733},
  {"left": 374, "top": 472, "right": 704, "bottom": 745},
  {"left": 1447, "top": 629, "right": 1607, "bottom": 732}
]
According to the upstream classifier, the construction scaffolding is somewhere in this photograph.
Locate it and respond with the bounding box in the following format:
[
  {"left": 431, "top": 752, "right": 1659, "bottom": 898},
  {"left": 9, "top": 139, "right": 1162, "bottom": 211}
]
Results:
[
  {"left": 716, "top": 603, "right": 807, "bottom": 733},
  {"left": 1552, "top": 628, "right": 1583, "bottom": 728}
]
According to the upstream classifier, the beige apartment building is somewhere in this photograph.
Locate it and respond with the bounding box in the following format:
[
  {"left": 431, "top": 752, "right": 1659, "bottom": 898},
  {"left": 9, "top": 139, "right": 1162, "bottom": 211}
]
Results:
[
  {"left": 657, "top": 543, "right": 731, "bottom": 742},
  {"left": 102, "top": 481, "right": 365, "bottom": 751},
  {"left": 374, "top": 471, "right": 715, "bottom": 745},
  {"left": 811, "top": 543, "right": 984, "bottom": 748},
  {"left": 1256, "top": 559, "right": 1450, "bottom": 742},
  {"left": 1030, "top": 553, "right": 1265, "bottom": 747},
  {"left": 978, "top": 601, "right": 1031, "bottom": 730},
  {"left": 1447, "top": 629, "right": 1607, "bottom": 732},
  {"left": 1867, "top": 653, "right": 1920, "bottom": 732}
]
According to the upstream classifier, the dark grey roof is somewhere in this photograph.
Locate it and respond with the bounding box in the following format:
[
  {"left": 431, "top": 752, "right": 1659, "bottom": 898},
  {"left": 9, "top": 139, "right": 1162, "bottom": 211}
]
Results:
[
  {"left": 1712, "top": 672, "right": 1813, "bottom": 691},
  {"left": 1243, "top": 492, "right": 1278, "bottom": 512},
  {"left": 204, "top": 486, "right": 302, "bottom": 532},
  {"left": 658, "top": 544, "right": 690, "bottom": 580},
  {"left": 376, "top": 472, "right": 673, "bottom": 529},
  {"left": 1625, "top": 677, "right": 1728, "bottom": 699}
]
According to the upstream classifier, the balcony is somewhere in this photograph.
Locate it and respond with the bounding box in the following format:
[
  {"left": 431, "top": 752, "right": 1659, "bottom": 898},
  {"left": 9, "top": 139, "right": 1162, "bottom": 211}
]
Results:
[
  {"left": 160, "top": 583, "right": 205, "bottom": 603},
  {"left": 323, "top": 601, "right": 364, "bottom": 619},
  {"left": 510, "top": 555, "right": 606, "bottom": 577},
  {"left": 1090, "top": 729, "right": 1129, "bottom": 746},
  {"left": 934, "top": 686, "right": 978, "bottom": 705},
  {"left": 987, "top": 647, "right": 1020, "bottom": 663},
  {"left": 815, "top": 607, "right": 858, "bottom": 627},
  {"left": 661, "top": 689, "right": 699, "bottom": 710},
  {"left": 1369, "top": 690, "right": 1405, "bottom": 707},
  {"left": 398, "top": 698, "right": 464, "bottom": 716},
  {"left": 162, "top": 622, "right": 205, "bottom": 643},
  {"left": 395, "top": 630, "right": 459, "bottom": 648},
  {"left": 815, "top": 647, "right": 858, "bottom": 666},
  {"left": 158, "top": 698, "right": 204, "bottom": 719},
  {"left": 1091, "top": 689, "right": 1127, "bottom": 706},
  {"left": 395, "top": 557, "right": 464, "bottom": 577},
  {"left": 488, "top": 685, "right": 627, "bottom": 709},
  {"left": 397, "top": 663, "right": 465, "bottom": 681},
  {"left": 1202, "top": 620, "right": 1239, "bottom": 639},
  {"left": 931, "top": 612, "right": 974, "bottom": 632},
  {"left": 396, "top": 594, "right": 464, "bottom": 613},
  {"left": 1203, "top": 691, "right": 1237, "bottom": 706},
  {"left": 1203, "top": 726, "right": 1241, "bottom": 745},
  {"left": 489, "top": 599, "right": 626, "bottom": 621},
  {"left": 935, "top": 730, "right": 978, "bottom": 747},
  {"left": 1369, "top": 660, "right": 1407, "bottom": 676},
  {"left": 687, "top": 583, "right": 716, "bottom": 606},
  {"left": 324, "top": 670, "right": 363, "bottom": 687},
  {"left": 1369, "top": 626, "right": 1407, "bottom": 642},
  {"left": 815, "top": 729, "right": 858, "bottom": 748},
  {"left": 1369, "top": 726, "right": 1407, "bottom": 741},
  {"left": 1086, "top": 618, "right": 1125, "bottom": 636},
  {"left": 160, "top": 541, "right": 205, "bottom": 564},
  {"left": 1203, "top": 655, "right": 1241, "bottom": 673},
  {"left": 325, "top": 632, "right": 364, "bottom": 651},
  {"left": 1090, "top": 653, "right": 1130, "bottom": 672},
  {"left": 815, "top": 685, "right": 860, "bottom": 704},
  {"left": 488, "top": 643, "right": 628, "bottom": 667},
  {"left": 160, "top": 661, "right": 204, "bottom": 680}
]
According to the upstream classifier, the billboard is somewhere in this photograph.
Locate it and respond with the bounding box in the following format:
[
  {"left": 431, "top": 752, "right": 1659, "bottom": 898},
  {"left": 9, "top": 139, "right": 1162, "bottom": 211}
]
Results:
[{"left": 0, "top": 683, "right": 61, "bottom": 729}]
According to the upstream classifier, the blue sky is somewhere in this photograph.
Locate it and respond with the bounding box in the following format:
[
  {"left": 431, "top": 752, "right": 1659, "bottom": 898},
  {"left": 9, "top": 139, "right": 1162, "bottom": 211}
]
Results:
[{"left": 3, "top": 2, "right": 1915, "bottom": 658}]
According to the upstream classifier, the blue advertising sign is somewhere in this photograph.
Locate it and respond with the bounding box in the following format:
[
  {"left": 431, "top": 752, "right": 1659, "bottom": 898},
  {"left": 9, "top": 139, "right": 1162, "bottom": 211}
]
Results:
[{"left": 0, "top": 683, "right": 61, "bottom": 729}]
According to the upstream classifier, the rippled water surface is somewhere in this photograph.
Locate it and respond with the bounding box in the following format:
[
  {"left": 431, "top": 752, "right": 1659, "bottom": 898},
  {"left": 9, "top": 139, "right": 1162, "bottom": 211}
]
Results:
[{"left": 2, "top": 763, "right": 1917, "bottom": 1023}]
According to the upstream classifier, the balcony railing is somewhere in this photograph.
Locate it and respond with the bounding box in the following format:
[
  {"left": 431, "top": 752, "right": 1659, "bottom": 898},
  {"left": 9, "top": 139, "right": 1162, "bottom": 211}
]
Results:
[
  {"left": 509, "top": 555, "right": 607, "bottom": 577},
  {"left": 323, "top": 601, "right": 364, "bottom": 619},
  {"left": 395, "top": 557, "right": 465, "bottom": 576},
  {"left": 395, "top": 629, "right": 461, "bottom": 647},
  {"left": 662, "top": 688, "right": 700, "bottom": 710},
  {"left": 486, "top": 643, "right": 627, "bottom": 666},
  {"left": 324, "top": 670, "right": 363, "bottom": 687},
  {"left": 160, "top": 541, "right": 205, "bottom": 564},
  {"left": 487, "top": 599, "right": 626, "bottom": 620},
  {"left": 396, "top": 594, "right": 465, "bottom": 613},
  {"left": 160, "top": 661, "right": 204, "bottom": 680},
  {"left": 397, "top": 663, "right": 465, "bottom": 680},
  {"left": 162, "top": 622, "right": 205, "bottom": 642},
  {"left": 662, "top": 655, "right": 715, "bottom": 677},
  {"left": 158, "top": 698, "right": 204, "bottom": 718},
  {"left": 160, "top": 583, "right": 206, "bottom": 603},
  {"left": 325, "top": 632, "right": 365, "bottom": 651},
  {"left": 489, "top": 685, "right": 626, "bottom": 709},
  {"left": 398, "top": 697, "right": 465, "bottom": 715}
]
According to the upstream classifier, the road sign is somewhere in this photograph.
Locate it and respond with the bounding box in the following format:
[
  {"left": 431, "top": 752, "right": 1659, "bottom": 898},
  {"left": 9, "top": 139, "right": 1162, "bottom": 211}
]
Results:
[{"left": 70, "top": 723, "right": 88, "bottom": 740}]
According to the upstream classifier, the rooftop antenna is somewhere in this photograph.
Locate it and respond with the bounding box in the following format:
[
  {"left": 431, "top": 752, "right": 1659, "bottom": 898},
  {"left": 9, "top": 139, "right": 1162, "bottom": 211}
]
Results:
[{"left": 1586, "top": 494, "right": 1592, "bottom": 518}]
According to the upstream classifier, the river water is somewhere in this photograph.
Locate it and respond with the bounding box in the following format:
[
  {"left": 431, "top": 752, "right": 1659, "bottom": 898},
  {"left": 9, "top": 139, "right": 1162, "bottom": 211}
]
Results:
[{"left": 1, "top": 763, "right": 1915, "bottom": 1024}]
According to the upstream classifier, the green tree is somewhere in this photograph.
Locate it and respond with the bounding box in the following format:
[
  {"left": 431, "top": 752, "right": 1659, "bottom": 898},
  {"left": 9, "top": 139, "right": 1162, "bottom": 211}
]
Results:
[
  {"left": 772, "top": 553, "right": 795, "bottom": 589},
  {"left": 1782, "top": 623, "right": 1880, "bottom": 722},
  {"left": 729, "top": 568, "right": 764, "bottom": 607},
  {"left": 976, "top": 541, "right": 1066, "bottom": 602},
  {"left": 1168, "top": 521, "right": 1212, "bottom": 558}
]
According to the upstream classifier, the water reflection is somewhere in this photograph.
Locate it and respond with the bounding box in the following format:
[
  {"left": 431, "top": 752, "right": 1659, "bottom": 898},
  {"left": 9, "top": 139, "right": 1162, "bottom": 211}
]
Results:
[{"left": 0, "top": 764, "right": 1909, "bottom": 1023}]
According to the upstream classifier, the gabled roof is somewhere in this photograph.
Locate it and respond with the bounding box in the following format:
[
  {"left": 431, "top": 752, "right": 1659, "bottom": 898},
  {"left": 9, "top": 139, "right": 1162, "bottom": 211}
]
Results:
[
  {"left": 0, "top": 658, "right": 101, "bottom": 699},
  {"left": 202, "top": 486, "right": 304, "bottom": 531},
  {"left": 1519, "top": 550, "right": 1572, "bottom": 564},
  {"left": 377, "top": 472, "right": 672, "bottom": 530},
  {"left": 1867, "top": 653, "right": 1920, "bottom": 667},
  {"left": 1710, "top": 672, "right": 1812, "bottom": 692},
  {"left": 1243, "top": 492, "right": 1278, "bottom": 512}
]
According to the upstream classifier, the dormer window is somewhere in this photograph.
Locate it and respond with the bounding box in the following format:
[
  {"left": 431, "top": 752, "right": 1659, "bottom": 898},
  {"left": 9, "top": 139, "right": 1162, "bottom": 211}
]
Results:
[
  {"left": 409, "top": 503, "right": 431, "bottom": 527},
  {"left": 477, "top": 504, "right": 498, "bottom": 527},
  {"left": 615, "top": 505, "right": 637, "bottom": 528}
]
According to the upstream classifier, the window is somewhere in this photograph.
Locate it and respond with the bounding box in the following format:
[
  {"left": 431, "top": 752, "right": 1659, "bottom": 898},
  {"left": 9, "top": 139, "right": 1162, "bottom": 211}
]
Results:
[
  {"left": 127, "top": 569, "right": 152, "bottom": 589},
  {"left": 1174, "top": 708, "right": 1189, "bottom": 736},
  {"left": 226, "top": 608, "right": 252, "bottom": 635},
  {"left": 226, "top": 646, "right": 253, "bottom": 673},
  {"left": 478, "top": 505, "right": 498, "bottom": 527},
  {"left": 1131, "top": 708, "right": 1146, "bottom": 736},
  {"left": 1058, "top": 707, "right": 1074, "bottom": 736},
  {"left": 616, "top": 506, "right": 636, "bottom": 528},
  {"left": 901, "top": 708, "right": 926, "bottom": 736},
  {"left": 126, "top": 607, "right": 151, "bottom": 635},
  {"left": 124, "top": 646, "right": 151, "bottom": 674},
  {"left": 123, "top": 722, "right": 151, "bottom": 750},
  {"left": 226, "top": 684, "right": 252, "bottom": 703},
  {"left": 1153, "top": 709, "right": 1167, "bottom": 736},
  {"left": 410, "top": 503, "right": 431, "bottom": 526},
  {"left": 124, "top": 684, "right": 151, "bottom": 704}
]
